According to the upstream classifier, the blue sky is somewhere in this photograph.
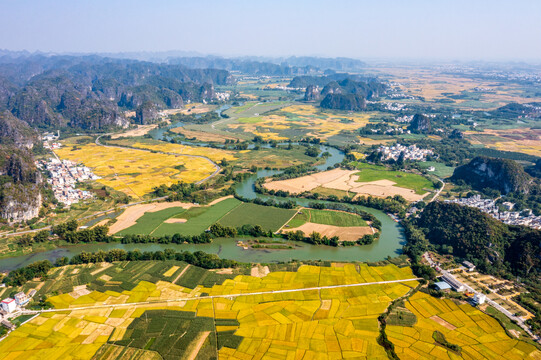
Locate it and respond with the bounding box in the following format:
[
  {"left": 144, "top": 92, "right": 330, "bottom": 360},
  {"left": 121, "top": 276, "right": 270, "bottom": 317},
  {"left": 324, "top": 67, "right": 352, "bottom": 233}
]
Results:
[{"left": 1, "top": 0, "right": 540, "bottom": 60}]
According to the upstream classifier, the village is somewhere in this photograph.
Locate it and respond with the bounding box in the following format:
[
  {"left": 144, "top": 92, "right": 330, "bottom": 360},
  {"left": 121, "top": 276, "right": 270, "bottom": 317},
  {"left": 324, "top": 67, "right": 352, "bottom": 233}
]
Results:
[
  {"left": 376, "top": 143, "right": 434, "bottom": 161},
  {"left": 36, "top": 158, "right": 98, "bottom": 206},
  {"left": 445, "top": 194, "right": 541, "bottom": 230}
]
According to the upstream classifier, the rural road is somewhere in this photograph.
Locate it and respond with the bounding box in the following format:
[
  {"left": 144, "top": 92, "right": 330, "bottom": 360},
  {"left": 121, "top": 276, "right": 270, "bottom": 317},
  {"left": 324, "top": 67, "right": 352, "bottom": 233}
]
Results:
[
  {"left": 423, "top": 252, "right": 540, "bottom": 344},
  {"left": 429, "top": 178, "right": 445, "bottom": 203},
  {"left": 34, "top": 278, "right": 422, "bottom": 313}
]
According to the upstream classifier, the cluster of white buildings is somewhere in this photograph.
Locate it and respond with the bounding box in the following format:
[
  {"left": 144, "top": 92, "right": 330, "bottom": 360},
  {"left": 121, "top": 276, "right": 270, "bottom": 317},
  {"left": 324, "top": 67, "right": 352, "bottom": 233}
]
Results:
[
  {"left": 1, "top": 291, "right": 35, "bottom": 331},
  {"left": 383, "top": 102, "right": 408, "bottom": 111},
  {"left": 395, "top": 115, "right": 414, "bottom": 123},
  {"left": 214, "top": 92, "right": 231, "bottom": 101},
  {"left": 445, "top": 195, "right": 541, "bottom": 230},
  {"left": 42, "top": 131, "right": 62, "bottom": 150},
  {"left": 37, "top": 159, "right": 98, "bottom": 206},
  {"left": 377, "top": 144, "right": 434, "bottom": 161}
]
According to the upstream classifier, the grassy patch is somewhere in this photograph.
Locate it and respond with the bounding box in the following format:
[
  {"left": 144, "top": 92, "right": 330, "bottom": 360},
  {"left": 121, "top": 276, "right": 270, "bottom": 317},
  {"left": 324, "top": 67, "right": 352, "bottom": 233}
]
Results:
[
  {"left": 353, "top": 162, "right": 436, "bottom": 194},
  {"left": 152, "top": 198, "right": 241, "bottom": 236},
  {"left": 118, "top": 207, "right": 186, "bottom": 236},
  {"left": 218, "top": 203, "right": 297, "bottom": 232},
  {"left": 418, "top": 161, "right": 456, "bottom": 178},
  {"left": 387, "top": 306, "right": 417, "bottom": 326},
  {"left": 287, "top": 209, "right": 368, "bottom": 228}
]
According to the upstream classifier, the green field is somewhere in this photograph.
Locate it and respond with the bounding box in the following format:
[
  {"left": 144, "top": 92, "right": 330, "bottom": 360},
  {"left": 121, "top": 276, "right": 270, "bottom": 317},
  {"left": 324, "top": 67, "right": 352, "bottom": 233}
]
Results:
[
  {"left": 119, "top": 198, "right": 242, "bottom": 236},
  {"left": 286, "top": 208, "right": 368, "bottom": 228},
  {"left": 418, "top": 161, "right": 456, "bottom": 178},
  {"left": 112, "top": 310, "right": 219, "bottom": 360},
  {"left": 218, "top": 202, "right": 297, "bottom": 232},
  {"left": 117, "top": 207, "right": 187, "bottom": 236},
  {"left": 353, "top": 162, "right": 436, "bottom": 195}
]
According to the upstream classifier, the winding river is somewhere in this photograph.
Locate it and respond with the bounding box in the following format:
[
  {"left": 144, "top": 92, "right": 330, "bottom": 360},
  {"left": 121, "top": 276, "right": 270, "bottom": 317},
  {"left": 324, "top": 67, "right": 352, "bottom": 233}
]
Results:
[{"left": 0, "top": 122, "right": 405, "bottom": 271}]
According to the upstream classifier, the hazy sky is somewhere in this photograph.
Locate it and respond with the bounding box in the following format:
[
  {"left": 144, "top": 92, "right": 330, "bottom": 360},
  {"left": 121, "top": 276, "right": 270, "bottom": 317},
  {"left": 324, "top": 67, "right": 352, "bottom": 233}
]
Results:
[{"left": 1, "top": 0, "right": 540, "bottom": 60}]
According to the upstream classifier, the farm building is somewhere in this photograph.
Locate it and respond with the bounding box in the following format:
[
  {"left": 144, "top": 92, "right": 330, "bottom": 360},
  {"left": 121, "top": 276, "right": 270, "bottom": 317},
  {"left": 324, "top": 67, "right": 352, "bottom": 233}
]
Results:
[
  {"left": 0, "top": 319, "right": 15, "bottom": 331},
  {"left": 434, "top": 281, "right": 452, "bottom": 291},
  {"left": 463, "top": 261, "right": 476, "bottom": 272},
  {"left": 441, "top": 273, "right": 466, "bottom": 292},
  {"left": 1, "top": 298, "right": 16, "bottom": 313}
]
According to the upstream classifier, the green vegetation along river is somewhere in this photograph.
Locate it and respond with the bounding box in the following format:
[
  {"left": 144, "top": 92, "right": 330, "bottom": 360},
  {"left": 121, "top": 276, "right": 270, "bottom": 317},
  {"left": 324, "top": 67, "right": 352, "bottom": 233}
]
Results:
[{"left": 0, "top": 143, "right": 405, "bottom": 271}]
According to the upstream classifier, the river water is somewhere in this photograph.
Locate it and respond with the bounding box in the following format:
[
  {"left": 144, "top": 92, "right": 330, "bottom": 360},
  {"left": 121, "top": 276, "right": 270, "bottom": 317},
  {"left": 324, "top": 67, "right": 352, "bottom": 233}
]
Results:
[{"left": 0, "top": 120, "right": 405, "bottom": 271}]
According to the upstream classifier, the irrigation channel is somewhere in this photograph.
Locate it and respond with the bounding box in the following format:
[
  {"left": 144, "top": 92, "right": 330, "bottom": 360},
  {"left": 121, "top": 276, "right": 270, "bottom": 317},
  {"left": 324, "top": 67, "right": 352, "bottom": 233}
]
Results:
[{"left": 0, "top": 121, "right": 406, "bottom": 271}]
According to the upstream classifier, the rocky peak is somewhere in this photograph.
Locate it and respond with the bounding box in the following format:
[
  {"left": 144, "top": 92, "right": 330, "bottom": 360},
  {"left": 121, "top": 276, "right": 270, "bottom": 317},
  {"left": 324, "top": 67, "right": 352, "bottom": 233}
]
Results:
[{"left": 304, "top": 85, "right": 320, "bottom": 101}]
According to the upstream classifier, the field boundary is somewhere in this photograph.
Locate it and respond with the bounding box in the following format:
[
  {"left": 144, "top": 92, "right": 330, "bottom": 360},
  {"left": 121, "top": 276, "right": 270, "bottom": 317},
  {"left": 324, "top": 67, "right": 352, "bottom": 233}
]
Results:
[{"left": 36, "top": 278, "right": 422, "bottom": 313}]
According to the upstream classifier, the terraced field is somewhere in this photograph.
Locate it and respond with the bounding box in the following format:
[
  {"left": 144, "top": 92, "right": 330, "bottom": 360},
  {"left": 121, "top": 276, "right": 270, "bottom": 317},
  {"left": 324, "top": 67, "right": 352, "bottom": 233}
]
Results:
[{"left": 386, "top": 291, "right": 540, "bottom": 360}]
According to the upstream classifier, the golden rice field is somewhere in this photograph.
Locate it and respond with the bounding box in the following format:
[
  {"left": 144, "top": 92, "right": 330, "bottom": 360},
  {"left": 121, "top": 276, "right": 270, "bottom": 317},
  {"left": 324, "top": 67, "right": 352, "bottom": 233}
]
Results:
[
  {"left": 3, "top": 263, "right": 538, "bottom": 359},
  {"left": 109, "top": 139, "right": 238, "bottom": 162},
  {"left": 386, "top": 291, "right": 541, "bottom": 360},
  {"left": 55, "top": 143, "right": 216, "bottom": 198},
  {"left": 228, "top": 104, "right": 374, "bottom": 140},
  {"left": 466, "top": 128, "right": 541, "bottom": 157},
  {"left": 0, "top": 263, "right": 418, "bottom": 360}
]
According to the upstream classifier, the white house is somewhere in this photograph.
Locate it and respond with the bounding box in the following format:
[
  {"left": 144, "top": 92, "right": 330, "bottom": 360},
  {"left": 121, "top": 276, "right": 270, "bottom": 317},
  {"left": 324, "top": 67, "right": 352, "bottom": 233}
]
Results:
[
  {"left": 14, "top": 292, "right": 29, "bottom": 306},
  {"left": 473, "top": 293, "right": 486, "bottom": 305},
  {"left": 1, "top": 298, "right": 16, "bottom": 313}
]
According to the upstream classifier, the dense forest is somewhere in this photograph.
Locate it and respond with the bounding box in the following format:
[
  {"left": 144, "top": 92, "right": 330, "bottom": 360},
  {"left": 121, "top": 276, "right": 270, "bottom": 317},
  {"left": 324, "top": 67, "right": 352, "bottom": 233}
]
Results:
[
  {"left": 0, "top": 54, "right": 231, "bottom": 131},
  {"left": 414, "top": 202, "right": 540, "bottom": 278}
]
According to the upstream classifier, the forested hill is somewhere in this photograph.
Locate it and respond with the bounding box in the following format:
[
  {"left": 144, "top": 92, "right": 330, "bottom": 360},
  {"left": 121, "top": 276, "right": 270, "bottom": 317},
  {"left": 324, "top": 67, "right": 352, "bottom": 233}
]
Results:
[
  {"left": 452, "top": 156, "right": 533, "bottom": 194},
  {"left": 0, "top": 55, "right": 231, "bottom": 131},
  {"left": 317, "top": 78, "right": 386, "bottom": 111},
  {"left": 0, "top": 111, "right": 43, "bottom": 223},
  {"left": 416, "top": 202, "right": 540, "bottom": 277}
]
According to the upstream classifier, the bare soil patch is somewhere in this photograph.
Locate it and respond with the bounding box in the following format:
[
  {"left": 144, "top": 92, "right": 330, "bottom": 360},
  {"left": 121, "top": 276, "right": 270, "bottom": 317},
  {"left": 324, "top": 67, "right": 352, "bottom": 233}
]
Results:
[
  {"left": 429, "top": 315, "right": 456, "bottom": 330},
  {"left": 69, "top": 285, "right": 91, "bottom": 299},
  {"left": 90, "top": 263, "right": 113, "bottom": 276},
  {"left": 215, "top": 268, "right": 234, "bottom": 275},
  {"left": 250, "top": 265, "right": 270, "bottom": 278},
  {"left": 92, "top": 219, "right": 111, "bottom": 228},
  {"left": 265, "top": 168, "right": 426, "bottom": 202},
  {"left": 264, "top": 168, "right": 356, "bottom": 194},
  {"left": 186, "top": 331, "right": 211, "bottom": 360},
  {"left": 99, "top": 274, "right": 112, "bottom": 282},
  {"left": 163, "top": 218, "right": 187, "bottom": 223},
  {"left": 172, "top": 265, "right": 191, "bottom": 285},
  {"left": 282, "top": 222, "right": 373, "bottom": 242}
]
